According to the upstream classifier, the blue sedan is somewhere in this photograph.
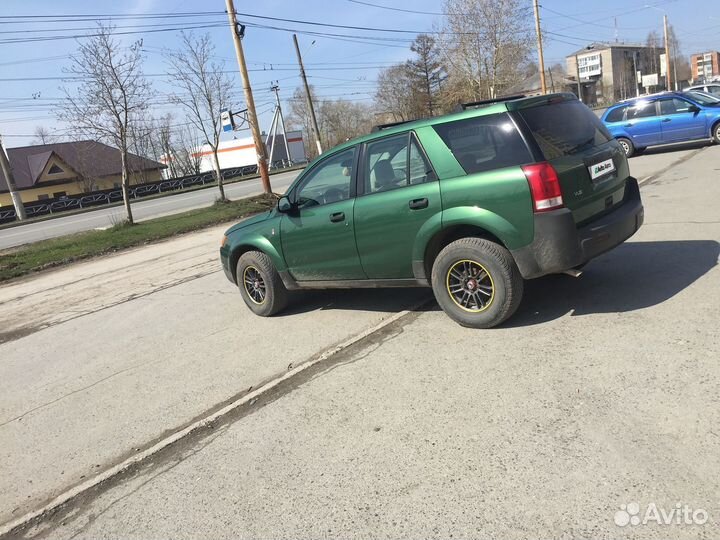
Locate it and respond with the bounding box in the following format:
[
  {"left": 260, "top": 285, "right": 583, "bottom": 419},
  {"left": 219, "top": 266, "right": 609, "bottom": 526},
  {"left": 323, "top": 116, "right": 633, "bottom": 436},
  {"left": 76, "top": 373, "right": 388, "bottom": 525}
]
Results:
[{"left": 601, "top": 92, "right": 720, "bottom": 157}]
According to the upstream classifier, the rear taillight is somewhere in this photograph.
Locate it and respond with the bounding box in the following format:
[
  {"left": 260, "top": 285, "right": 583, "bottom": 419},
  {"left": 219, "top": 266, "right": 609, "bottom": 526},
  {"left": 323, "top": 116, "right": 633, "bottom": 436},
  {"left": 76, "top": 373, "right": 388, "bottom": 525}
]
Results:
[{"left": 522, "top": 162, "right": 564, "bottom": 212}]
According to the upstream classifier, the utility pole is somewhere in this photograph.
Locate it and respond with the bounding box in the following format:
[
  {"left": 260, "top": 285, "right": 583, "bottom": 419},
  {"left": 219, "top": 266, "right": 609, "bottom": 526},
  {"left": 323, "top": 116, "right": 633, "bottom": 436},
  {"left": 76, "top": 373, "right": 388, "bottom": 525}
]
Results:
[
  {"left": 225, "top": 0, "right": 272, "bottom": 194},
  {"left": 271, "top": 84, "right": 291, "bottom": 166},
  {"left": 532, "top": 0, "right": 547, "bottom": 95},
  {"left": 293, "top": 34, "right": 323, "bottom": 156},
  {"left": 663, "top": 14, "right": 672, "bottom": 91},
  {"left": 0, "top": 136, "right": 26, "bottom": 221}
]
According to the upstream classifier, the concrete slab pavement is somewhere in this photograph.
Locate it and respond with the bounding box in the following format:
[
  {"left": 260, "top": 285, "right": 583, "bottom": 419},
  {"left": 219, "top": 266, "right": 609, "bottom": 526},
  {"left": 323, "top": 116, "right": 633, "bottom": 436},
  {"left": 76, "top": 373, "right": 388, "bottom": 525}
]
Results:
[
  {"left": 0, "top": 241, "right": 430, "bottom": 524},
  {"left": 11, "top": 144, "right": 720, "bottom": 539}
]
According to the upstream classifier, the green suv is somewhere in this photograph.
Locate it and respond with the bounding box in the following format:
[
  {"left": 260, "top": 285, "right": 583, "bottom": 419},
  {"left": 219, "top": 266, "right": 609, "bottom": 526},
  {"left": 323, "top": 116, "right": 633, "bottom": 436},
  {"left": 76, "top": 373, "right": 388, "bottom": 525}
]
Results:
[{"left": 220, "top": 93, "right": 644, "bottom": 328}]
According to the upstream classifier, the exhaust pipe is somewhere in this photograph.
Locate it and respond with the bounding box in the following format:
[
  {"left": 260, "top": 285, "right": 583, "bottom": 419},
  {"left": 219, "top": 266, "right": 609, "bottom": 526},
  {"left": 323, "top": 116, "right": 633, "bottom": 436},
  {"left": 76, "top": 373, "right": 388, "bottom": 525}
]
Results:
[{"left": 562, "top": 268, "right": 583, "bottom": 278}]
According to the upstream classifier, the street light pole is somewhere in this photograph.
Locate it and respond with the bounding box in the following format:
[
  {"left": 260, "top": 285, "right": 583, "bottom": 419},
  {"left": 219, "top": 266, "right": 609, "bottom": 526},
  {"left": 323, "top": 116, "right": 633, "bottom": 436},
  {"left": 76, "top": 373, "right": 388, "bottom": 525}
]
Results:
[
  {"left": 575, "top": 54, "right": 582, "bottom": 103},
  {"left": 663, "top": 14, "right": 672, "bottom": 91}
]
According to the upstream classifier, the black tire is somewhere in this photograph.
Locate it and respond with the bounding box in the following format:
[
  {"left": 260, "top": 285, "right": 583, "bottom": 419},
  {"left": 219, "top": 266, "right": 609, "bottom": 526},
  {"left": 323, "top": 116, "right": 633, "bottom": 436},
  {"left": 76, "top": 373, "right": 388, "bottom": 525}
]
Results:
[
  {"left": 617, "top": 137, "right": 634, "bottom": 158},
  {"left": 236, "top": 251, "right": 288, "bottom": 316},
  {"left": 712, "top": 122, "right": 720, "bottom": 144},
  {"left": 430, "top": 237, "right": 523, "bottom": 329}
]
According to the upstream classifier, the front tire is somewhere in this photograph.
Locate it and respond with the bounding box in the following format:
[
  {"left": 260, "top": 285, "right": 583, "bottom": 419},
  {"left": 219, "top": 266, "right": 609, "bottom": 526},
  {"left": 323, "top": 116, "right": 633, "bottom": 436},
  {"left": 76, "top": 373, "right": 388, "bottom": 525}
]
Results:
[
  {"left": 617, "top": 137, "right": 634, "bottom": 158},
  {"left": 712, "top": 122, "right": 720, "bottom": 144},
  {"left": 236, "top": 251, "right": 288, "bottom": 316},
  {"left": 431, "top": 238, "right": 523, "bottom": 329}
]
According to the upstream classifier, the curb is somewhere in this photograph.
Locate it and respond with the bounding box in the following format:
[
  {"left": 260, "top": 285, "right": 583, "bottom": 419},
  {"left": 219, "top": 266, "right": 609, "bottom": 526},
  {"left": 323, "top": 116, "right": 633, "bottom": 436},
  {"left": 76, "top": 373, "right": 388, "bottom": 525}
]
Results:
[{"left": 0, "top": 298, "right": 429, "bottom": 538}]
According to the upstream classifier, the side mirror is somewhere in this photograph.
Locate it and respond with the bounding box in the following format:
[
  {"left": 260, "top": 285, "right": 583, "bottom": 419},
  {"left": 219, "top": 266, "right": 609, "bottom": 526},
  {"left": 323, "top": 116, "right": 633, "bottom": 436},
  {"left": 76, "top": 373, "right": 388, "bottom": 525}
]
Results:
[{"left": 277, "top": 196, "right": 293, "bottom": 213}]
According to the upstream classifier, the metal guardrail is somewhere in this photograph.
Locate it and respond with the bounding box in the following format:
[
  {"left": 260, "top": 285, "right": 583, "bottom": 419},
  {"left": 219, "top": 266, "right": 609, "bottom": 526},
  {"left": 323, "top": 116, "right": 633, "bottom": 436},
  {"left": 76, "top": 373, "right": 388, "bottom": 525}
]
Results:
[{"left": 0, "top": 163, "right": 295, "bottom": 225}]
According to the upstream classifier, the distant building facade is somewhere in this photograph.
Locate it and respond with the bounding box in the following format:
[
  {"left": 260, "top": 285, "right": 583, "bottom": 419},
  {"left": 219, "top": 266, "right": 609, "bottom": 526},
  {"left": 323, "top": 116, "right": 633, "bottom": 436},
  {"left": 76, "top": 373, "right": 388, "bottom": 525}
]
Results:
[
  {"left": 566, "top": 43, "right": 666, "bottom": 106},
  {"left": 0, "top": 141, "right": 165, "bottom": 207},
  {"left": 691, "top": 51, "right": 720, "bottom": 82}
]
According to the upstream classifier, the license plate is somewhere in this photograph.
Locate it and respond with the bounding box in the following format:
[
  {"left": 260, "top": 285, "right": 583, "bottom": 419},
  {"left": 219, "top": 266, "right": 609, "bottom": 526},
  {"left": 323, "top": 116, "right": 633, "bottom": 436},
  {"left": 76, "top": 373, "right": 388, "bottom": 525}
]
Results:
[{"left": 588, "top": 158, "right": 615, "bottom": 180}]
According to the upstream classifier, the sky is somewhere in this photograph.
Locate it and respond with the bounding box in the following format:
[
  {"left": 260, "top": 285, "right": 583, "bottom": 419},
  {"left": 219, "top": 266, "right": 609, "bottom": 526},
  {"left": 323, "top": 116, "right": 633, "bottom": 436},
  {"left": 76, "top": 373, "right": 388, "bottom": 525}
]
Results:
[{"left": 1, "top": 0, "right": 718, "bottom": 149}]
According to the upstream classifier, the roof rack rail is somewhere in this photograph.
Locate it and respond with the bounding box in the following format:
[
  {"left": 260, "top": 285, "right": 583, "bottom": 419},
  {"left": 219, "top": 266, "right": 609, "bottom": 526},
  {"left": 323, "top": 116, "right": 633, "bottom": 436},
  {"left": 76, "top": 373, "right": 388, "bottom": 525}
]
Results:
[
  {"left": 371, "top": 120, "right": 414, "bottom": 133},
  {"left": 454, "top": 94, "right": 526, "bottom": 112}
]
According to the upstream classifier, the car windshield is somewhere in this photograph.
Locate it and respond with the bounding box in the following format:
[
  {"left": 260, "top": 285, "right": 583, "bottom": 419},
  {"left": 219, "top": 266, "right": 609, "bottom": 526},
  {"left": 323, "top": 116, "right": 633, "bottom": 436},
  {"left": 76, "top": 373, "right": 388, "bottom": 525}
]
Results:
[{"left": 682, "top": 91, "right": 720, "bottom": 106}]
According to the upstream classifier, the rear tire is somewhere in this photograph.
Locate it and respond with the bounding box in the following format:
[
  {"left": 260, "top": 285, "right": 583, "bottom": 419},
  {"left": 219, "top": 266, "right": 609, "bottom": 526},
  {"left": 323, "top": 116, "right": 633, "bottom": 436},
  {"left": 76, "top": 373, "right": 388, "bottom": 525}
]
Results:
[
  {"left": 617, "top": 137, "right": 634, "bottom": 158},
  {"left": 712, "top": 122, "right": 720, "bottom": 144},
  {"left": 431, "top": 237, "right": 523, "bottom": 329},
  {"left": 236, "top": 251, "right": 288, "bottom": 317}
]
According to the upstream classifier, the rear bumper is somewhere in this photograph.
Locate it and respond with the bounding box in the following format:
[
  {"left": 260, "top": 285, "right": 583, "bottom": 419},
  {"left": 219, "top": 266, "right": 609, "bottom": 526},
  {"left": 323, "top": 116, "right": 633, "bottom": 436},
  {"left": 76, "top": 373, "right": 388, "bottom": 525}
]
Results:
[{"left": 511, "top": 177, "right": 644, "bottom": 279}]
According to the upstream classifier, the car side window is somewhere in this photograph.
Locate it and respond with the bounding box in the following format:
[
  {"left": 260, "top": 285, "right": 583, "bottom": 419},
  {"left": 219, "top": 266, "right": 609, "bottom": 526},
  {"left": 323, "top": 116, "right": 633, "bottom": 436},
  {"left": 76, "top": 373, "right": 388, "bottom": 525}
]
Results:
[
  {"left": 627, "top": 101, "right": 656, "bottom": 119},
  {"left": 660, "top": 98, "right": 693, "bottom": 115},
  {"left": 363, "top": 133, "right": 436, "bottom": 194},
  {"left": 294, "top": 148, "right": 355, "bottom": 209},
  {"left": 709, "top": 86, "right": 720, "bottom": 97},
  {"left": 433, "top": 113, "right": 532, "bottom": 173},
  {"left": 605, "top": 106, "right": 627, "bottom": 123},
  {"left": 364, "top": 134, "right": 408, "bottom": 194}
]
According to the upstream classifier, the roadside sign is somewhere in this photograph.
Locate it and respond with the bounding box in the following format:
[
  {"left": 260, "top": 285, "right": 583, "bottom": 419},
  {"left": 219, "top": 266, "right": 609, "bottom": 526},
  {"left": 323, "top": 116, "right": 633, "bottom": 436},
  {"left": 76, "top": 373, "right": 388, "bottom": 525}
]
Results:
[
  {"left": 221, "top": 109, "right": 235, "bottom": 132},
  {"left": 642, "top": 73, "right": 659, "bottom": 87}
]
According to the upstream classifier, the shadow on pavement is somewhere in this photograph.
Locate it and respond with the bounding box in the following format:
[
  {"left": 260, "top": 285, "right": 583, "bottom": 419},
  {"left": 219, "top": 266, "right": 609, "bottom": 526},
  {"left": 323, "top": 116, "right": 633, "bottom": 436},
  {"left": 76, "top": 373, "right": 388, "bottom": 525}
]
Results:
[
  {"left": 279, "top": 287, "right": 433, "bottom": 316},
  {"left": 634, "top": 140, "right": 710, "bottom": 157},
  {"left": 507, "top": 240, "right": 719, "bottom": 327}
]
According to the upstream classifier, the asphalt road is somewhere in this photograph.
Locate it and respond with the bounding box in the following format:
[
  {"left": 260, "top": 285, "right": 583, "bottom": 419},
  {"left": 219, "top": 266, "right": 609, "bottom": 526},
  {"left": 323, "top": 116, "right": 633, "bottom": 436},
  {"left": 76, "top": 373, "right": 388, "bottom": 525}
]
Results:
[
  {"left": 0, "top": 169, "right": 300, "bottom": 250},
  {"left": 1, "top": 143, "right": 719, "bottom": 539}
]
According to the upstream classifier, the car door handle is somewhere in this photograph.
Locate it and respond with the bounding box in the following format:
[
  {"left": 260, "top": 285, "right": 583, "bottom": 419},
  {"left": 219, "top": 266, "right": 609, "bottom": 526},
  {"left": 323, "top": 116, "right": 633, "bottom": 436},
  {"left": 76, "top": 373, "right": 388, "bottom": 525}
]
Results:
[
  {"left": 409, "top": 198, "right": 429, "bottom": 210},
  {"left": 329, "top": 212, "right": 345, "bottom": 223},
  {"left": 624, "top": 123, "right": 634, "bottom": 127},
  {"left": 662, "top": 118, "right": 671, "bottom": 122}
]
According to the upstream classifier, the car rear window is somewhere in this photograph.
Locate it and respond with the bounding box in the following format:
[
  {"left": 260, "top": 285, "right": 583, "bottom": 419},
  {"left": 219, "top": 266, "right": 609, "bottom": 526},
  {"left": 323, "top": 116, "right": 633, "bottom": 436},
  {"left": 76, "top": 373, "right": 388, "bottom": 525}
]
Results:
[
  {"left": 432, "top": 113, "right": 533, "bottom": 174},
  {"left": 605, "top": 105, "right": 627, "bottom": 123},
  {"left": 517, "top": 100, "right": 612, "bottom": 160}
]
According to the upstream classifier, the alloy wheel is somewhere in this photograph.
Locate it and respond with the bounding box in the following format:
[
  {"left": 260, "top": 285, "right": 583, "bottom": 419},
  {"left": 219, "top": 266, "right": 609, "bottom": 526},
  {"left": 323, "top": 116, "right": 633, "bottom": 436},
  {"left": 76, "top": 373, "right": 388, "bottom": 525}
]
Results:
[
  {"left": 243, "top": 265, "right": 266, "bottom": 304},
  {"left": 446, "top": 259, "right": 495, "bottom": 312}
]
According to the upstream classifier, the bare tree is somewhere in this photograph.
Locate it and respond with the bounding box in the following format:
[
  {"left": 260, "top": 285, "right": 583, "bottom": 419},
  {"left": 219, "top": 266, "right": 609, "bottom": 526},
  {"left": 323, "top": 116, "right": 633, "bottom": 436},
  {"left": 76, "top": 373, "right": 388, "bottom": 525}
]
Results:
[
  {"left": 437, "top": 0, "right": 534, "bottom": 106},
  {"left": 288, "top": 85, "right": 326, "bottom": 160},
  {"left": 32, "top": 126, "right": 57, "bottom": 145},
  {"left": 322, "top": 99, "right": 374, "bottom": 148},
  {"left": 174, "top": 126, "right": 203, "bottom": 176},
  {"left": 165, "top": 32, "right": 232, "bottom": 201},
  {"left": 59, "top": 24, "right": 152, "bottom": 225},
  {"left": 643, "top": 31, "right": 661, "bottom": 76},
  {"left": 72, "top": 140, "right": 102, "bottom": 193},
  {"left": 375, "top": 64, "right": 418, "bottom": 122},
  {"left": 289, "top": 87, "right": 373, "bottom": 156}
]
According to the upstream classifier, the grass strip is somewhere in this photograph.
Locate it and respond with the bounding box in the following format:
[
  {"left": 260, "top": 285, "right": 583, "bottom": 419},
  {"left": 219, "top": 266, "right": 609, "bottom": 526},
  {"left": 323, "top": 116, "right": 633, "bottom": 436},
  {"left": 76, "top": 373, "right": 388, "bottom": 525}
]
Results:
[{"left": 0, "top": 194, "right": 276, "bottom": 283}]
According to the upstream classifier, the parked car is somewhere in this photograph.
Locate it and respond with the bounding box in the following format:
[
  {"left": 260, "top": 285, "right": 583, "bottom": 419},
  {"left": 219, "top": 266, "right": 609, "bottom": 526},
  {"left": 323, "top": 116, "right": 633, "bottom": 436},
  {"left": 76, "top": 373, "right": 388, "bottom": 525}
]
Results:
[
  {"left": 685, "top": 83, "right": 720, "bottom": 97},
  {"left": 682, "top": 90, "right": 720, "bottom": 106},
  {"left": 601, "top": 92, "right": 720, "bottom": 157},
  {"left": 221, "top": 93, "right": 644, "bottom": 328}
]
